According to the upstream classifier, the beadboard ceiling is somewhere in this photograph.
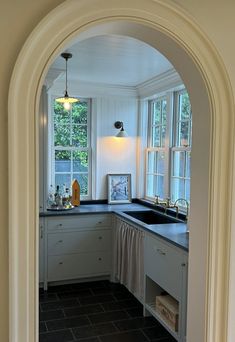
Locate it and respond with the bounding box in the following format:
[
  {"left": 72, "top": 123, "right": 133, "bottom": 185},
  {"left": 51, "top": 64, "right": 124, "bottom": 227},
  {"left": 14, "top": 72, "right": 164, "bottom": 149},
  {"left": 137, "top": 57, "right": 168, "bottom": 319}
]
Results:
[{"left": 48, "top": 35, "right": 174, "bottom": 87}]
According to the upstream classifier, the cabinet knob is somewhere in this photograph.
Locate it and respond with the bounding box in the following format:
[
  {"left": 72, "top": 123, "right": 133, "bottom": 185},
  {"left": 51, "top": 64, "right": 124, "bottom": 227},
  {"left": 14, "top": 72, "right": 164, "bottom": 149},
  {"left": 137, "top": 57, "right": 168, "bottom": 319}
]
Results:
[
  {"left": 181, "top": 263, "right": 186, "bottom": 267},
  {"left": 98, "top": 257, "right": 102, "bottom": 261},
  {"left": 98, "top": 236, "right": 103, "bottom": 240},
  {"left": 59, "top": 262, "right": 63, "bottom": 265},
  {"left": 58, "top": 240, "right": 63, "bottom": 243},
  {"left": 98, "top": 221, "right": 102, "bottom": 224}
]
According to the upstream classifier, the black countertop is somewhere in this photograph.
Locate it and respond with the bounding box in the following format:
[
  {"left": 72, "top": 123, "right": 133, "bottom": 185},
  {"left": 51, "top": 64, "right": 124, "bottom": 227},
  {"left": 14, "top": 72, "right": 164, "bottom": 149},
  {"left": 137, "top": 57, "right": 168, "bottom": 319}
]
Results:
[{"left": 40, "top": 203, "right": 189, "bottom": 251}]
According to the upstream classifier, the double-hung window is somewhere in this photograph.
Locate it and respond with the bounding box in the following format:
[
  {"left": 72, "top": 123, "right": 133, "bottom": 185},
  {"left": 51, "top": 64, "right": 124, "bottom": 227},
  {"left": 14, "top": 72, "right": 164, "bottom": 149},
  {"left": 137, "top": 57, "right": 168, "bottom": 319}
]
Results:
[
  {"left": 145, "top": 89, "right": 192, "bottom": 208},
  {"left": 50, "top": 98, "right": 91, "bottom": 198},
  {"left": 146, "top": 96, "right": 167, "bottom": 200},
  {"left": 171, "top": 90, "right": 191, "bottom": 204}
]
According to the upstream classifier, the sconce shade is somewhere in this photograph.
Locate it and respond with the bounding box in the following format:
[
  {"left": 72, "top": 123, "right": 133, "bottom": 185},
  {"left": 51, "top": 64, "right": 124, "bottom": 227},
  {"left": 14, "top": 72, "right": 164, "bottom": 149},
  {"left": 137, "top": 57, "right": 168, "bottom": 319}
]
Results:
[
  {"left": 114, "top": 121, "right": 128, "bottom": 137},
  {"left": 55, "top": 52, "right": 79, "bottom": 109}
]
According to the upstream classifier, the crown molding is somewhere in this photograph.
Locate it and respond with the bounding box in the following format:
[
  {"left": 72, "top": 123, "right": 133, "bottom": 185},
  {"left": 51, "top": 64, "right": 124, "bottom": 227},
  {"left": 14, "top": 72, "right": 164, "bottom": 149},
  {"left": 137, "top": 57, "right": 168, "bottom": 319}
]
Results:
[
  {"left": 49, "top": 77, "right": 137, "bottom": 97},
  {"left": 47, "top": 68, "right": 182, "bottom": 99},
  {"left": 136, "top": 68, "right": 182, "bottom": 98},
  {"left": 44, "top": 68, "right": 64, "bottom": 90}
]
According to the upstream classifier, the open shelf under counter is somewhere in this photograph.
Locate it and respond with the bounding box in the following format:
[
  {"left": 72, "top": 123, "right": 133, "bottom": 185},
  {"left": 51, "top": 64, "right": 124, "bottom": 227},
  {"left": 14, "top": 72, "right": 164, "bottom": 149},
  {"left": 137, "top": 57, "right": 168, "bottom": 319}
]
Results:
[{"left": 145, "top": 301, "right": 179, "bottom": 341}]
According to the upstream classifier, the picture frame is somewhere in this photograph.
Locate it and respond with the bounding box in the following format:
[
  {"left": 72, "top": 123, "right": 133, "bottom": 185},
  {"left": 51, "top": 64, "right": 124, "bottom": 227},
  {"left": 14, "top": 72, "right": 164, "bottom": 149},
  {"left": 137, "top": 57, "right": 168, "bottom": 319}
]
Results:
[{"left": 107, "top": 174, "right": 132, "bottom": 204}]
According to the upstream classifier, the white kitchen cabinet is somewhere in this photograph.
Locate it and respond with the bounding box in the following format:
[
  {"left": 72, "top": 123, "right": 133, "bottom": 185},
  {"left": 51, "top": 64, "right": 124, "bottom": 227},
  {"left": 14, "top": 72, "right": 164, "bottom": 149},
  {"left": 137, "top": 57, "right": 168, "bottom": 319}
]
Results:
[
  {"left": 43, "top": 214, "right": 112, "bottom": 289},
  {"left": 39, "top": 211, "right": 188, "bottom": 342},
  {"left": 144, "top": 233, "right": 188, "bottom": 342}
]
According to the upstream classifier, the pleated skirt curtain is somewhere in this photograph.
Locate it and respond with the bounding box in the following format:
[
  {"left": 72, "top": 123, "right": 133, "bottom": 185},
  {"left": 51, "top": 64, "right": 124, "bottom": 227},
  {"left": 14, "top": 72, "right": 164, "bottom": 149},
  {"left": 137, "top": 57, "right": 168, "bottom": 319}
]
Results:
[{"left": 114, "top": 217, "right": 145, "bottom": 301}]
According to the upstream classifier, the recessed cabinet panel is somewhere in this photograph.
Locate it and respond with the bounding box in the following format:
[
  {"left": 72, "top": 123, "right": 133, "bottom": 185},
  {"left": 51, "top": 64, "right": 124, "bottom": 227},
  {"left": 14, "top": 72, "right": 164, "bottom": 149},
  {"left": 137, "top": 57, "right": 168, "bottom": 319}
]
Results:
[
  {"left": 47, "top": 214, "right": 112, "bottom": 231},
  {"left": 48, "top": 252, "right": 111, "bottom": 281},
  {"left": 145, "top": 234, "right": 183, "bottom": 301},
  {"left": 48, "top": 229, "right": 111, "bottom": 255}
]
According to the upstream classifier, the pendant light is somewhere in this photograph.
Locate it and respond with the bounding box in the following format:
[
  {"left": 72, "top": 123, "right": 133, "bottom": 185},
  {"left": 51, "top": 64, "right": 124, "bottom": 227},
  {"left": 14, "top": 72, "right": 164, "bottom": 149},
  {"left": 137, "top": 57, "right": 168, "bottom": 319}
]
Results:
[{"left": 55, "top": 52, "right": 79, "bottom": 110}]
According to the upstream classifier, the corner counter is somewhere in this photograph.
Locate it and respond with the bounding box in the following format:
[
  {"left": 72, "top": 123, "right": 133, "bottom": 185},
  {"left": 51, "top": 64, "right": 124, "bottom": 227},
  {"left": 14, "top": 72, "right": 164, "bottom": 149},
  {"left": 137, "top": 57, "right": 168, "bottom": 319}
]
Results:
[{"left": 40, "top": 203, "right": 188, "bottom": 251}]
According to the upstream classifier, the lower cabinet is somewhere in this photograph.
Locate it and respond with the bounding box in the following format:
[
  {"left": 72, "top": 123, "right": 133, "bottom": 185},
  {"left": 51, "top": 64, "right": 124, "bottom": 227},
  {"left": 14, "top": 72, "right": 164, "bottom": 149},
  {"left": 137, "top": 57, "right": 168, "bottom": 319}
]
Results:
[
  {"left": 40, "top": 212, "right": 188, "bottom": 341},
  {"left": 144, "top": 233, "right": 188, "bottom": 342},
  {"left": 42, "top": 214, "right": 112, "bottom": 289},
  {"left": 113, "top": 216, "right": 144, "bottom": 302}
]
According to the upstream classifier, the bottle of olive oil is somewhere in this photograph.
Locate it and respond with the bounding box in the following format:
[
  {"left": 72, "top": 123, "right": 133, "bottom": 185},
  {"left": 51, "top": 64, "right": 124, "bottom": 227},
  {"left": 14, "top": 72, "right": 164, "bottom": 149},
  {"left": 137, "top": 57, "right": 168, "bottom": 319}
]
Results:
[{"left": 71, "top": 179, "right": 80, "bottom": 206}]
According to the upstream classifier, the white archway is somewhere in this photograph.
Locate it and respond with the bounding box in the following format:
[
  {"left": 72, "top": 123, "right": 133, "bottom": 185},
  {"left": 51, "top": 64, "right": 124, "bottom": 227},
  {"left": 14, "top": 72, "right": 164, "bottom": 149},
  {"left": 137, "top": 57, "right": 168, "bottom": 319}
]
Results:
[{"left": 8, "top": 1, "right": 234, "bottom": 342}]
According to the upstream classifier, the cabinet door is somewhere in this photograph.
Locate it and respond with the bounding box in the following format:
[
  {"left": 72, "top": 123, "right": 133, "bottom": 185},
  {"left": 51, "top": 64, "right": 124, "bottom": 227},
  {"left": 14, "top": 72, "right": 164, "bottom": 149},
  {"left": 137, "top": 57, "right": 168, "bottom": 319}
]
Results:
[
  {"left": 48, "top": 252, "right": 111, "bottom": 281},
  {"left": 47, "top": 214, "right": 112, "bottom": 231},
  {"left": 48, "top": 229, "right": 111, "bottom": 255},
  {"left": 145, "top": 234, "right": 184, "bottom": 300}
]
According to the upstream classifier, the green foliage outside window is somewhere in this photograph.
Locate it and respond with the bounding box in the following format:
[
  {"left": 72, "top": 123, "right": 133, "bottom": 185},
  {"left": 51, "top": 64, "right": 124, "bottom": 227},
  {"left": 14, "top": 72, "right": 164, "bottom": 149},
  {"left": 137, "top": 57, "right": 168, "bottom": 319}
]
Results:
[{"left": 53, "top": 101, "right": 89, "bottom": 195}]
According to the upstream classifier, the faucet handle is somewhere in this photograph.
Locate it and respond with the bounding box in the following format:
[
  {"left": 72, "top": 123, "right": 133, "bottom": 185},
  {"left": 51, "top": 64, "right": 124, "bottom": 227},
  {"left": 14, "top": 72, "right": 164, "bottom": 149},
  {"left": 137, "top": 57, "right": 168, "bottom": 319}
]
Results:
[
  {"left": 154, "top": 195, "right": 160, "bottom": 204},
  {"left": 166, "top": 197, "right": 172, "bottom": 207}
]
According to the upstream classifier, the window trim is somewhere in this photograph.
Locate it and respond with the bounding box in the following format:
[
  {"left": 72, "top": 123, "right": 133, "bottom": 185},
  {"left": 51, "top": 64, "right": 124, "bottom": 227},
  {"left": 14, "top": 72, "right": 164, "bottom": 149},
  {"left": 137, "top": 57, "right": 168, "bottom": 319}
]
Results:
[
  {"left": 144, "top": 87, "right": 191, "bottom": 209},
  {"left": 48, "top": 96, "right": 92, "bottom": 200}
]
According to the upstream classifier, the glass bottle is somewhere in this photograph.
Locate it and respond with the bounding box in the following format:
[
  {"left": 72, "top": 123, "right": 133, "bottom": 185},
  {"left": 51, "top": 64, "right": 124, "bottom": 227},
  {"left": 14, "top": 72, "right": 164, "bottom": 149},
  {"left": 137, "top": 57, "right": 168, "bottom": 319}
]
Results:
[
  {"left": 54, "top": 185, "right": 62, "bottom": 207},
  {"left": 47, "top": 184, "right": 55, "bottom": 208}
]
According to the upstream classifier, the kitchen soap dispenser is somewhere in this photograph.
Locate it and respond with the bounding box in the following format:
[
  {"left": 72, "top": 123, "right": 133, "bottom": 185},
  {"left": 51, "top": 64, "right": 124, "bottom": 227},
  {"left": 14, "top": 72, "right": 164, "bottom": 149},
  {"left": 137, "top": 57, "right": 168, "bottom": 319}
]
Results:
[{"left": 71, "top": 179, "right": 80, "bottom": 206}]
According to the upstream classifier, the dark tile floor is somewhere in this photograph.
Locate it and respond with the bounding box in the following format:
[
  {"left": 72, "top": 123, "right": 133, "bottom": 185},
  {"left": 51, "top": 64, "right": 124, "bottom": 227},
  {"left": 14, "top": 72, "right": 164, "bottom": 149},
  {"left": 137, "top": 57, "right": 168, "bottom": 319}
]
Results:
[{"left": 39, "top": 280, "right": 176, "bottom": 342}]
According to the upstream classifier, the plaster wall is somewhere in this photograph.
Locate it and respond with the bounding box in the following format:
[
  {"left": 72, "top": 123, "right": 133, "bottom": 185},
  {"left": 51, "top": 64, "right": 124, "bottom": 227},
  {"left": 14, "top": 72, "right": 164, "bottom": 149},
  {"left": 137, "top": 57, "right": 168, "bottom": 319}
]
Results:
[{"left": 1, "top": 1, "right": 235, "bottom": 341}]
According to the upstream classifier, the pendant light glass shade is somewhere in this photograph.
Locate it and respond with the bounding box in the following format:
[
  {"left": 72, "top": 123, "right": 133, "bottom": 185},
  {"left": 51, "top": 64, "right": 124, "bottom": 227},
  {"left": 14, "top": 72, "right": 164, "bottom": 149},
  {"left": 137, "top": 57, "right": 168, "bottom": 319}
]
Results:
[{"left": 56, "top": 52, "right": 79, "bottom": 110}]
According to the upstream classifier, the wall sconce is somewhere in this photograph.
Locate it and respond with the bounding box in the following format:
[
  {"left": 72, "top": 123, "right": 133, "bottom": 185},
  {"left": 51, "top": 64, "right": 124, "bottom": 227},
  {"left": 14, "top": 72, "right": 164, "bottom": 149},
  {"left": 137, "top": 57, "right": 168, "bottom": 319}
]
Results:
[{"left": 114, "top": 121, "right": 128, "bottom": 137}]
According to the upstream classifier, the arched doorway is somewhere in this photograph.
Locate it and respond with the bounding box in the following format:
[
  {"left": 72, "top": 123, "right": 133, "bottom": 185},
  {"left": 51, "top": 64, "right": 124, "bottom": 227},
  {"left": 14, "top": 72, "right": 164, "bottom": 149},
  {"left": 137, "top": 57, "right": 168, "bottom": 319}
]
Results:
[{"left": 8, "top": 1, "right": 234, "bottom": 342}]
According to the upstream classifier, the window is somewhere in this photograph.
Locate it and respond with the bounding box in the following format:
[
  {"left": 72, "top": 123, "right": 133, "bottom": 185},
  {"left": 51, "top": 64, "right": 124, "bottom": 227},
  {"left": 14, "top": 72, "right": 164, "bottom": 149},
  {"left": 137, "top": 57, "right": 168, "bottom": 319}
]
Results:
[
  {"left": 50, "top": 99, "right": 91, "bottom": 198},
  {"left": 145, "top": 89, "right": 192, "bottom": 208},
  {"left": 146, "top": 97, "right": 167, "bottom": 199},
  {"left": 171, "top": 91, "right": 191, "bottom": 204}
]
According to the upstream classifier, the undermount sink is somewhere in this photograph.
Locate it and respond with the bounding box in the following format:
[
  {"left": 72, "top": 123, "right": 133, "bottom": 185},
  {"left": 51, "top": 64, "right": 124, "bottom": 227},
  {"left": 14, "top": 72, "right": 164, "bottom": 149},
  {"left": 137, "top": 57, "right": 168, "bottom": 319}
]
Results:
[{"left": 122, "top": 210, "right": 179, "bottom": 225}]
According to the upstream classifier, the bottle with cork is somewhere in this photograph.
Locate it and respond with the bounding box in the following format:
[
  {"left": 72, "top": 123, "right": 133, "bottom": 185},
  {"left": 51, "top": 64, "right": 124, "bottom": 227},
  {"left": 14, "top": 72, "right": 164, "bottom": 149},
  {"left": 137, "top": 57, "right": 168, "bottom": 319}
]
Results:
[{"left": 71, "top": 179, "right": 80, "bottom": 206}]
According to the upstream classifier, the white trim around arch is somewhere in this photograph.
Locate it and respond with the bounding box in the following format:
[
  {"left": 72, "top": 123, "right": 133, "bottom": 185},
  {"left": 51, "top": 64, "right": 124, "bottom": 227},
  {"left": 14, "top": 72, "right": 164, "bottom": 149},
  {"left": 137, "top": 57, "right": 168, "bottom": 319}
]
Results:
[{"left": 8, "top": 1, "right": 235, "bottom": 341}]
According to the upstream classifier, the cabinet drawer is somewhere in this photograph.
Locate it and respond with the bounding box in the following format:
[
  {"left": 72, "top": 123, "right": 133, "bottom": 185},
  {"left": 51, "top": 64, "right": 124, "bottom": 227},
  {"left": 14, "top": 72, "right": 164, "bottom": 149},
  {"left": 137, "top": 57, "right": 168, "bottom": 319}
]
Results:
[
  {"left": 47, "top": 214, "right": 111, "bottom": 231},
  {"left": 145, "top": 234, "right": 184, "bottom": 300},
  {"left": 48, "top": 229, "right": 111, "bottom": 255},
  {"left": 48, "top": 252, "right": 111, "bottom": 281}
]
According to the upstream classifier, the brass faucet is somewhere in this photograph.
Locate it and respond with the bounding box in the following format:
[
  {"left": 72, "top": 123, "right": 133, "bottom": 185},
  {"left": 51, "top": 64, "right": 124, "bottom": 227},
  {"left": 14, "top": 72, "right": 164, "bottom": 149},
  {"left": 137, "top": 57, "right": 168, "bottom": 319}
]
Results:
[
  {"left": 154, "top": 196, "right": 179, "bottom": 215},
  {"left": 174, "top": 198, "right": 189, "bottom": 221}
]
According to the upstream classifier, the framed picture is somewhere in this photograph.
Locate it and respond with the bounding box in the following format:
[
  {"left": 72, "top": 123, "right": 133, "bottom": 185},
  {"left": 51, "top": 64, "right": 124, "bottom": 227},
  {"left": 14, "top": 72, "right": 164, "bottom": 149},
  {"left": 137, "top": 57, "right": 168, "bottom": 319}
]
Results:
[{"left": 107, "top": 174, "right": 132, "bottom": 204}]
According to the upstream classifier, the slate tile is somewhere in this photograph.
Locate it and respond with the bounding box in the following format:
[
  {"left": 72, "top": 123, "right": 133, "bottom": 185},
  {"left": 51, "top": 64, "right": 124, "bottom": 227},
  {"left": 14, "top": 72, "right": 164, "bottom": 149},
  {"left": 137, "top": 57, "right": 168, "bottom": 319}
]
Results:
[
  {"left": 39, "top": 309, "right": 64, "bottom": 322},
  {"left": 126, "top": 306, "right": 144, "bottom": 318},
  {"left": 142, "top": 326, "right": 173, "bottom": 340},
  {"left": 39, "top": 329, "right": 73, "bottom": 342},
  {"left": 91, "top": 283, "right": 129, "bottom": 296},
  {"left": 70, "top": 280, "right": 106, "bottom": 290},
  {"left": 150, "top": 337, "right": 176, "bottom": 342},
  {"left": 113, "top": 291, "right": 136, "bottom": 300},
  {"left": 74, "top": 338, "right": 99, "bottom": 342},
  {"left": 39, "top": 293, "right": 58, "bottom": 303},
  {"left": 101, "top": 299, "right": 141, "bottom": 311},
  {"left": 99, "top": 330, "right": 148, "bottom": 342},
  {"left": 73, "top": 322, "right": 117, "bottom": 339},
  {"left": 46, "top": 315, "right": 90, "bottom": 331},
  {"left": 64, "top": 304, "right": 104, "bottom": 317},
  {"left": 114, "top": 317, "right": 158, "bottom": 331},
  {"left": 41, "top": 298, "right": 79, "bottom": 311},
  {"left": 79, "top": 294, "right": 115, "bottom": 305},
  {"left": 88, "top": 310, "right": 129, "bottom": 324},
  {"left": 58, "top": 288, "right": 93, "bottom": 299},
  {"left": 39, "top": 322, "right": 47, "bottom": 333},
  {"left": 47, "top": 284, "right": 72, "bottom": 293}
]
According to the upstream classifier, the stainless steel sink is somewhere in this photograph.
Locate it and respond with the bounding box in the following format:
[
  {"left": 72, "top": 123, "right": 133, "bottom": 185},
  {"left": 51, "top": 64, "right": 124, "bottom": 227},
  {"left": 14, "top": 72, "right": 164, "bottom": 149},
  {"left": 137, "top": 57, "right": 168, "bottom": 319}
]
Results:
[{"left": 122, "top": 210, "right": 179, "bottom": 225}]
